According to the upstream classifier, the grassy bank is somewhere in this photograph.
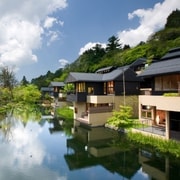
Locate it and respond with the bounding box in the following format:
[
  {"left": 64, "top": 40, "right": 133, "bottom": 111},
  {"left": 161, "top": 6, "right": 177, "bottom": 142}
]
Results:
[
  {"left": 56, "top": 106, "right": 73, "bottom": 121},
  {"left": 127, "top": 131, "right": 180, "bottom": 158},
  {"left": 55, "top": 106, "right": 74, "bottom": 136}
]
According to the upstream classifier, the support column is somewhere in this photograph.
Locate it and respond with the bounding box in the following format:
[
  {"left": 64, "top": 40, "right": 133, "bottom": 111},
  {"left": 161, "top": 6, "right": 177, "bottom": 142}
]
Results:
[
  {"left": 139, "top": 103, "right": 142, "bottom": 121},
  {"left": 165, "top": 156, "right": 169, "bottom": 180},
  {"left": 165, "top": 111, "right": 170, "bottom": 139}
]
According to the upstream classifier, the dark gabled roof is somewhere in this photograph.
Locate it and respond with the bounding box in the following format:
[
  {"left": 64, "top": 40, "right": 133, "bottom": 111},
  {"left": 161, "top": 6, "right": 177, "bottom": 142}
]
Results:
[
  {"left": 41, "top": 87, "right": 53, "bottom": 92},
  {"left": 95, "top": 66, "right": 116, "bottom": 74},
  {"left": 161, "top": 47, "right": 180, "bottom": 60},
  {"left": 65, "top": 72, "right": 103, "bottom": 83},
  {"left": 139, "top": 57, "right": 180, "bottom": 77},
  {"left": 49, "top": 81, "right": 65, "bottom": 87},
  {"left": 65, "top": 65, "right": 141, "bottom": 83},
  {"left": 139, "top": 47, "right": 180, "bottom": 77},
  {"left": 129, "top": 58, "right": 147, "bottom": 67},
  {"left": 102, "top": 66, "right": 129, "bottom": 81}
]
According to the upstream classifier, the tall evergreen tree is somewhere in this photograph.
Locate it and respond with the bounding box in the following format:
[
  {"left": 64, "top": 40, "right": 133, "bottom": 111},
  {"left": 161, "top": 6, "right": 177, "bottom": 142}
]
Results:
[
  {"left": 106, "top": 35, "right": 122, "bottom": 52},
  {"left": 21, "top": 76, "right": 29, "bottom": 86}
]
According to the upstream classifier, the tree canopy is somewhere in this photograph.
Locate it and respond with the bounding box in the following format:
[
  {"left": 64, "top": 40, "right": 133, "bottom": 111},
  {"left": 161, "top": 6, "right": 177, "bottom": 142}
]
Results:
[
  {"left": 106, "top": 35, "right": 122, "bottom": 52},
  {"left": 0, "top": 66, "right": 17, "bottom": 90}
]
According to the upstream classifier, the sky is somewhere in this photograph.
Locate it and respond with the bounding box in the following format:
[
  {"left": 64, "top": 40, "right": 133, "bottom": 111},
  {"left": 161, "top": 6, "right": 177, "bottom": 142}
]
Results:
[{"left": 0, "top": 0, "right": 179, "bottom": 81}]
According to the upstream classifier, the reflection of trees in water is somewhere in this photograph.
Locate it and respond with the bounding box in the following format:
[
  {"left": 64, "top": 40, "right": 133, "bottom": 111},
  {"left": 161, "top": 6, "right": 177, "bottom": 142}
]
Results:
[
  {"left": 13, "top": 104, "right": 42, "bottom": 124},
  {"left": 0, "top": 104, "right": 42, "bottom": 141},
  {"left": 0, "top": 110, "right": 15, "bottom": 142}
]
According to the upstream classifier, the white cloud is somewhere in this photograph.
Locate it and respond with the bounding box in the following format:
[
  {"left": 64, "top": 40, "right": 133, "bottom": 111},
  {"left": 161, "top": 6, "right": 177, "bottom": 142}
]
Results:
[
  {"left": 59, "top": 20, "right": 64, "bottom": 26},
  {"left": 79, "top": 42, "right": 106, "bottom": 55},
  {"left": 0, "top": 0, "right": 67, "bottom": 68},
  {"left": 118, "top": 0, "right": 180, "bottom": 46},
  {"left": 0, "top": 16, "right": 41, "bottom": 65},
  {"left": 58, "top": 58, "right": 69, "bottom": 68},
  {"left": 44, "top": 16, "right": 57, "bottom": 29},
  {"left": 46, "top": 31, "right": 61, "bottom": 46},
  {"left": 44, "top": 16, "right": 64, "bottom": 29}
]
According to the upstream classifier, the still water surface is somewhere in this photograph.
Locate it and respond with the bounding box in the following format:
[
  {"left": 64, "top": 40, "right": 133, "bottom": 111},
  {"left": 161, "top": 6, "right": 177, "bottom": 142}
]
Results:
[{"left": 0, "top": 112, "right": 179, "bottom": 180}]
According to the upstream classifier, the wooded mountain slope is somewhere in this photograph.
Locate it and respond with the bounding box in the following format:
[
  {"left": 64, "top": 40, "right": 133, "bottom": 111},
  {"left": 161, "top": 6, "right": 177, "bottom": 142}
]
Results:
[{"left": 31, "top": 9, "right": 180, "bottom": 89}]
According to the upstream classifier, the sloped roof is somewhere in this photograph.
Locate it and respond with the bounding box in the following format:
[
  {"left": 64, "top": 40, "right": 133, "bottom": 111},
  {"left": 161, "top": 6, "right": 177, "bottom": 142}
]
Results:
[
  {"left": 41, "top": 87, "right": 53, "bottom": 91},
  {"left": 65, "top": 72, "right": 103, "bottom": 83},
  {"left": 129, "top": 58, "right": 146, "bottom": 67},
  {"left": 65, "top": 66, "right": 138, "bottom": 83},
  {"left": 139, "top": 48, "right": 180, "bottom": 77},
  {"left": 95, "top": 66, "right": 116, "bottom": 73},
  {"left": 102, "top": 66, "right": 129, "bottom": 81},
  {"left": 49, "top": 81, "right": 65, "bottom": 87},
  {"left": 161, "top": 47, "right": 180, "bottom": 60}
]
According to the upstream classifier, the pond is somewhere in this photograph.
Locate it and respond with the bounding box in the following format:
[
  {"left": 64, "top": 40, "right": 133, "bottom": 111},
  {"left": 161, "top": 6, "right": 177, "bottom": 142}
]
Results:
[{"left": 0, "top": 108, "right": 180, "bottom": 180}]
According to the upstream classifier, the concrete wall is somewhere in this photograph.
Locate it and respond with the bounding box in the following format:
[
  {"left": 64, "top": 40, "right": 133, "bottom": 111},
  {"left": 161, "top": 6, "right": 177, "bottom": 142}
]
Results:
[
  {"left": 74, "top": 95, "right": 139, "bottom": 127},
  {"left": 87, "top": 95, "right": 139, "bottom": 118},
  {"left": 113, "top": 95, "right": 139, "bottom": 118},
  {"left": 73, "top": 102, "right": 86, "bottom": 119},
  {"left": 88, "top": 112, "right": 113, "bottom": 127},
  {"left": 139, "top": 95, "right": 180, "bottom": 112}
]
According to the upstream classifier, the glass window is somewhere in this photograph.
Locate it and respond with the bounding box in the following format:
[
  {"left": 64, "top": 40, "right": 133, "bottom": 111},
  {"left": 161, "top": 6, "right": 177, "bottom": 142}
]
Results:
[
  {"left": 88, "top": 87, "right": 94, "bottom": 94},
  {"left": 76, "top": 82, "right": 85, "bottom": 92},
  {"left": 141, "top": 105, "right": 152, "bottom": 119},
  {"left": 155, "top": 74, "right": 180, "bottom": 91},
  {"left": 104, "top": 83, "right": 107, "bottom": 94},
  {"left": 107, "top": 81, "right": 114, "bottom": 94}
]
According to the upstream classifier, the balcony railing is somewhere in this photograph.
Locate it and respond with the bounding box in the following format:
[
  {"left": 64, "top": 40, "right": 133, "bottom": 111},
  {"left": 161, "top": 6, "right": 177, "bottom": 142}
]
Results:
[
  {"left": 80, "top": 106, "right": 113, "bottom": 120},
  {"left": 88, "top": 106, "right": 113, "bottom": 114},
  {"left": 140, "top": 88, "right": 180, "bottom": 96},
  {"left": 133, "top": 119, "right": 166, "bottom": 136}
]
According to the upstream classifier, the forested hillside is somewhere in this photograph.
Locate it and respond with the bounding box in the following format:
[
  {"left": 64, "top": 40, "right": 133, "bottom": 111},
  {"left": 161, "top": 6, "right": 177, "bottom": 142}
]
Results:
[{"left": 31, "top": 9, "right": 180, "bottom": 89}]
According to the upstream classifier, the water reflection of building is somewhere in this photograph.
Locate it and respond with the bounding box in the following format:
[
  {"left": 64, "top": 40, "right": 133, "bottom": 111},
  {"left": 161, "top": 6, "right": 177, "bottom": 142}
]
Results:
[
  {"left": 65, "top": 125, "right": 141, "bottom": 179},
  {"left": 48, "top": 118, "right": 64, "bottom": 134},
  {"left": 139, "top": 148, "right": 180, "bottom": 180}
]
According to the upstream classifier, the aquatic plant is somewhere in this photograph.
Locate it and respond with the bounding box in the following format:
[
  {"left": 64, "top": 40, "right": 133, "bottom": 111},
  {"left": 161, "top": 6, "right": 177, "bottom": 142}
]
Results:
[{"left": 127, "top": 131, "right": 180, "bottom": 158}]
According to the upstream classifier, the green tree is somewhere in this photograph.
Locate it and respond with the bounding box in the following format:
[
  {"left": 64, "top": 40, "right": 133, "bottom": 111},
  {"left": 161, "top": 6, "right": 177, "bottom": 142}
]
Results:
[
  {"left": 107, "top": 105, "right": 134, "bottom": 129},
  {"left": 13, "top": 84, "right": 41, "bottom": 104},
  {"left": 0, "top": 88, "right": 12, "bottom": 105},
  {"left": 72, "top": 43, "right": 106, "bottom": 72},
  {"left": 20, "top": 76, "right": 29, "bottom": 86},
  {"left": 0, "top": 66, "right": 17, "bottom": 91},
  {"left": 63, "top": 83, "right": 74, "bottom": 94},
  {"left": 165, "top": 9, "right": 180, "bottom": 28},
  {"left": 106, "top": 35, "right": 122, "bottom": 52}
]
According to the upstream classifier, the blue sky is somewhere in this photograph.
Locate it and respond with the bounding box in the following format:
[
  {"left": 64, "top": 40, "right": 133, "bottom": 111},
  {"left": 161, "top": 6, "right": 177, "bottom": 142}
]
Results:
[{"left": 0, "top": 0, "right": 179, "bottom": 81}]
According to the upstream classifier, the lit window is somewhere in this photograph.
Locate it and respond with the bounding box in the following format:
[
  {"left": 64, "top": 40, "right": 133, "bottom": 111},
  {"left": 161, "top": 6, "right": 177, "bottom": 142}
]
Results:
[
  {"left": 88, "top": 87, "right": 94, "bottom": 94},
  {"left": 107, "top": 81, "right": 114, "bottom": 94},
  {"left": 76, "top": 82, "right": 85, "bottom": 92}
]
